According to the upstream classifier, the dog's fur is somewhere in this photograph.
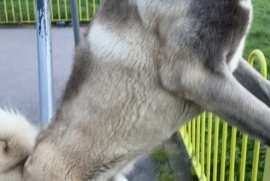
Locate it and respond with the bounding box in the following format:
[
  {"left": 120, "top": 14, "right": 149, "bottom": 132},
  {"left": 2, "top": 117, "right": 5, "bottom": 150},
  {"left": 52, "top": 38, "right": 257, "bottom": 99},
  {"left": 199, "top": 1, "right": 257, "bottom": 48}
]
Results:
[
  {"left": 22, "top": 0, "right": 270, "bottom": 180},
  {"left": 0, "top": 109, "right": 38, "bottom": 181}
]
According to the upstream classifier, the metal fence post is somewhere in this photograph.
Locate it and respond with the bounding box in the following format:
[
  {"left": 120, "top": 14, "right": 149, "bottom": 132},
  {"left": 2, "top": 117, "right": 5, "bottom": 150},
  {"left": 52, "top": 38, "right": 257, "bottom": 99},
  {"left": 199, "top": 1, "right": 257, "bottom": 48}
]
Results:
[
  {"left": 70, "top": 0, "right": 81, "bottom": 46},
  {"left": 36, "top": 0, "right": 54, "bottom": 126}
]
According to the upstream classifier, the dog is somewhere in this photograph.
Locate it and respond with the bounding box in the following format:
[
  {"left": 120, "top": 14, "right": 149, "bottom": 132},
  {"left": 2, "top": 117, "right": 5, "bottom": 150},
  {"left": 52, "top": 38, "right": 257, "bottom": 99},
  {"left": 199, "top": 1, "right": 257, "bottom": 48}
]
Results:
[
  {"left": 22, "top": 0, "right": 270, "bottom": 180},
  {"left": 0, "top": 108, "right": 38, "bottom": 181}
]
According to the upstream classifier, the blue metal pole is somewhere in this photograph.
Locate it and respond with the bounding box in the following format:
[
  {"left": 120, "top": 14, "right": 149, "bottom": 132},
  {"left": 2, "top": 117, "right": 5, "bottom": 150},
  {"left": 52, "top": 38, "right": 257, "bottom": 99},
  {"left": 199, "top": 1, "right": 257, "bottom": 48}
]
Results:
[
  {"left": 70, "top": 0, "right": 81, "bottom": 46},
  {"left": 35, "top": 0, "right": 54, "bottom": 126}
]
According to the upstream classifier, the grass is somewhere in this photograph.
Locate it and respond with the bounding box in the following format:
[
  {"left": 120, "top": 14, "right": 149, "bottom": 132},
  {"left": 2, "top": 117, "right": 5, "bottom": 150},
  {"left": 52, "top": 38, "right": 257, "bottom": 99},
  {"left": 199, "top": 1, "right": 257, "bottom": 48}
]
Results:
[
  {"left": 244, "top": 0, "right": 270, "bottom": 76},
  {"left": 151, "top": 146, "right": 175, "bottom": 181}
]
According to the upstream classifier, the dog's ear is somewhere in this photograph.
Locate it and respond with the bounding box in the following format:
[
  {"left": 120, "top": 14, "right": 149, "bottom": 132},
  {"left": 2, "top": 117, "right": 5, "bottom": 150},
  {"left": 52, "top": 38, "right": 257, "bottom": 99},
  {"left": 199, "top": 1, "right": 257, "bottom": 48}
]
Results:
[{"left": 0, "top": 139, "right": 7, "bottom": 152}]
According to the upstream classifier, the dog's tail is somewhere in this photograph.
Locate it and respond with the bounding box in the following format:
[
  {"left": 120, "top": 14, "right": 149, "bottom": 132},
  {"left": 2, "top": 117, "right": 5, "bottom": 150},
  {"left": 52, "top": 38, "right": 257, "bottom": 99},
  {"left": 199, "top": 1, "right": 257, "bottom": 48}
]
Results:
[{"left": 0, "top": 108, "right": 39, "bottom": 181}]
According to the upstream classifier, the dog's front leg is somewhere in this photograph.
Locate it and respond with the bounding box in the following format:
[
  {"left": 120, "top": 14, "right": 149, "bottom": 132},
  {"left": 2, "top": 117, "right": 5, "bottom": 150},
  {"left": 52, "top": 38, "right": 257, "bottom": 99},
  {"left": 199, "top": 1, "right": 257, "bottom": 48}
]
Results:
[
  {"left": 178, "top": 66, "right": 270, "bottom": 146},
  {"left": 233, "top": 58, "right": 270, "bottom": 107}
]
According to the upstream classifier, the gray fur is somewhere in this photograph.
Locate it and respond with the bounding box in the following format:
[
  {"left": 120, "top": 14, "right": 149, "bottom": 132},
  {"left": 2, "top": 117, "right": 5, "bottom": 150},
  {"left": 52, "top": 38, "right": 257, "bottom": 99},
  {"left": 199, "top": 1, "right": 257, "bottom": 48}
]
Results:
[
  {"left": 23, "top": 0, "right": 270, "bottom": 181},
  {"left": 233, "top": 58, "right": 270, "bottom": 107}
]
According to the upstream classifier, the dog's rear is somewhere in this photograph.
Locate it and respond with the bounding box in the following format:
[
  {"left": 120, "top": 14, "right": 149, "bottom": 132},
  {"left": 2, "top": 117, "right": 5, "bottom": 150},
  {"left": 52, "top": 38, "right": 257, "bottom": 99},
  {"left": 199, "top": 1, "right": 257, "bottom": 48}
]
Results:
[{"left": 0, "top": 109, "right": 38, "bottom": 181}]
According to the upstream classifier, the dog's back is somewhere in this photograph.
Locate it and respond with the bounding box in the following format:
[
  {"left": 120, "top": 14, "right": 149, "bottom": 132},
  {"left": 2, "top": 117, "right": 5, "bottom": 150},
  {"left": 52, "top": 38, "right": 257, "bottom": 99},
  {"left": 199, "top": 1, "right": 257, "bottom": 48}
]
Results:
[{"left": 0, "top": 109, "right": 38, "bottom": 181}]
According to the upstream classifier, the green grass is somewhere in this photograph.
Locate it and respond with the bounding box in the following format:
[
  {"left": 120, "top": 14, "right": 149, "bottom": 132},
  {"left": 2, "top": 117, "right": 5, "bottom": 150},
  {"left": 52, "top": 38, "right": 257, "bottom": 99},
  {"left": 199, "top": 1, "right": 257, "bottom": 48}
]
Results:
[
  {"left": 244, "top": 0, "right": 270, "bottom": 76},
  {"left": 151, "top": 147, "right": 175, "bottom": 181}
]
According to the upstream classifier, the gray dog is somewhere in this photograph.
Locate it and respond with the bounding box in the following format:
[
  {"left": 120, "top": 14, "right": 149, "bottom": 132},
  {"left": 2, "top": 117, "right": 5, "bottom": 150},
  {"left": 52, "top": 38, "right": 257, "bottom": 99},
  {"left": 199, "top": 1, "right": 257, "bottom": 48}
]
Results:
[{"left": 22, "top": 0, "right": 270, "bottom": 180}]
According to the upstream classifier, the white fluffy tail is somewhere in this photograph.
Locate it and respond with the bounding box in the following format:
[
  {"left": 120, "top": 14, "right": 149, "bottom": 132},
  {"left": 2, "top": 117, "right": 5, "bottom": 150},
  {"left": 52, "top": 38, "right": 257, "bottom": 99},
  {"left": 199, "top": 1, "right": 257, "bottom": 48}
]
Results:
[{"left": 0, "top": 108, "right": 39, "bottom": 176}]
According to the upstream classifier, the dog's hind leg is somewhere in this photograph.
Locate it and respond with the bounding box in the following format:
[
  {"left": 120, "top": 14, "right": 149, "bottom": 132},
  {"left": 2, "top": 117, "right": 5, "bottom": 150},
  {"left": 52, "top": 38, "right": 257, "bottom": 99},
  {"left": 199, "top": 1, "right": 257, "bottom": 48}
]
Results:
[{"left": 233, "top": 58, "right": 270, "bottom": 107}]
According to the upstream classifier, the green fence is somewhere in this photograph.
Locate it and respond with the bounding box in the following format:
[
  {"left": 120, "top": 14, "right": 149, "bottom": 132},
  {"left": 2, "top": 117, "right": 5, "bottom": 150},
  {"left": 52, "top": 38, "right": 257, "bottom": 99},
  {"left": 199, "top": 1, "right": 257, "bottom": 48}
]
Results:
[
  {"left": 0, "top": 0, "right": 101, "bottom": 24},
  {"left": 180, "top": 49, "right": 270, "bottom": 181}
]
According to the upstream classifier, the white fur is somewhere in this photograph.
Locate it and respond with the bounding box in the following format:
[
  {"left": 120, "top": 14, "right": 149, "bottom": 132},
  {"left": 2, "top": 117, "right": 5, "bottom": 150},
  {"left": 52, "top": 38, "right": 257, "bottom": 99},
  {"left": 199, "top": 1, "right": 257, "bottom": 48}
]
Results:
[
  {"left": 113, "top": 157, "right": 138, "bottom": 181},
  {"left": 0, "top": 108, "right": 39, "bottom": 180},
  {"left": 228, "top": 37, "right": 246, "bottom": 72},
  {"left": 88, "top": 22, "right": 148, "bottom": 67},
  {"left": 0, "top": 109, "right": 38, "bottom": 153},
  {"left": 88, "top": 22, "right": 131, "bottom": 62},
  {"left": 114, "top": 174, "right": 129, "bottom": 181},
  {"left": 229, "top": 0, "right": 253, "bottom": 72},
  {"left": 239, "top": 0, "right": 252, "bottom": 9},
  {"left": 119, "top": 158, "right": 137, "bottom": 176}
]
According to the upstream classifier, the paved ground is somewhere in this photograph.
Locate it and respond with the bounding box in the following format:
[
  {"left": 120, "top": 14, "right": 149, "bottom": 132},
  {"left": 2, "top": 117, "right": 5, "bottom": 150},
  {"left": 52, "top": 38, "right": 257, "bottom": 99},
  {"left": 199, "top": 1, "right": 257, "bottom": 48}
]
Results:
[
  {"left": 0, "top": 26, "right": 158, "bottom": 181},
  {"left": 0, "top": 26, "right": 75, "bottom": 123}
]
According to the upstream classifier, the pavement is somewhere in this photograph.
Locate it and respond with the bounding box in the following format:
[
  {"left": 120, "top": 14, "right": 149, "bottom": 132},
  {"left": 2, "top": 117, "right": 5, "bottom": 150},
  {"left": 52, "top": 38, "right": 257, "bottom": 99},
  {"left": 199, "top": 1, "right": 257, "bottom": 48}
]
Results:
[
  {"left": 0, "top": 26, "right": 196, "bottom": 181},
  {"left": 0, "top": 26, "right": 75, "bottom": 123}
]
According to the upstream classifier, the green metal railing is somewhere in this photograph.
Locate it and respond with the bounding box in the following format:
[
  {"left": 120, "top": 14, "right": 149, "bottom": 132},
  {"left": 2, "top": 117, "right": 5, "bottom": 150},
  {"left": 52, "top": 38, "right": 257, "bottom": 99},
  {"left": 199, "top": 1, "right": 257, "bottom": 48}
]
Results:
[
  {"left": 180, "top": 49, "right": 270, "bottom": 181},
  {"left": 0, "top": 0, "right": 101, "bottom": 24}
]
